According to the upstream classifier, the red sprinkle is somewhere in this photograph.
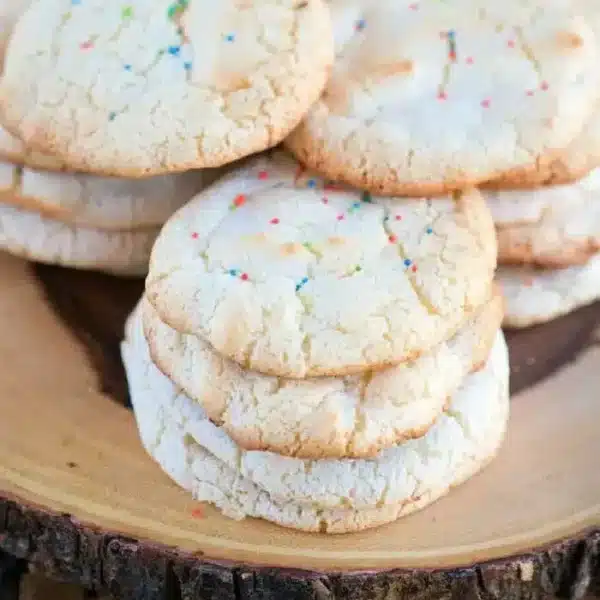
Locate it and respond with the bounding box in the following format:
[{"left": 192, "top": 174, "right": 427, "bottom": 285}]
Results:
[
  {"left": 411, "top": 264, "right": 418, "bottom": 273},
  {"left": 80, "top": 40, "right": 94, "bottom": 50},
  {"left": 321, "top": 196, "right": 329, "bottom": 204},
  {"left": 437, "top": 91, "right": 447, "bottom": 101},
  {"left": 481, "top": 98, "right": 491, "bottom": 109},
  {"left": 191, "top": 232, "right": 199, "bottom": 239},
  {"left": 507, "top": 40, "right": 515, "bottom": 48},
  {"left": 540, "top": 81, "right": 549, "bottom": 91},
  {"left": 466, "top": 56, "right": 474, "bottom": 65},
  {"left": 258, "top": 170, "right": 268, "bottom": 180},
  {"left": 388, "top": 234, "right": 398, "bottom": 243},
  {"left": 526, "top": 90, "right": 535, "bottom": 97},
  {"left": 337, "top": 214, "right": 345, "bottom": 221},
  {"left": 270, "top": 217, "right": 280, "bottom": 225},
  {"left": 240, "top": 273, "right": 249, "bottom": 281},
  {"left": 191, "top": 507, "right": 204, "bottom": 519},
  {"left": 395, "top": 215, "right": 402, "bottom": 221},
  {"left": 233, "top": 194, "right": 246, "bottom": 207}
]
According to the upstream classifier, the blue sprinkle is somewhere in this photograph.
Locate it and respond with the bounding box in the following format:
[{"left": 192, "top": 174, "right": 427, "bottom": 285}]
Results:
[
  {"left": 228, "top": 269, "right": 239, "bottom": 276},
  {"left": 404, "top": 259, "right": 412, "bottom": 267},
  {"left": 108, "top": 112, "right": 116, "bottom": 121},
  {"left": 168, "top": 45, "right": 181, "bottom": 56},
  {"left": 295, "top": 277, "right": 309, "bottom": 292},
  {"left": 426, "top": 227, "right": 433, "bottom": 234},
  {"left": 183, "top": 61, "right": 193, "bottom": 70},
  {"left": 224, "top": 33, "right": 235, "bottom": 42},
  {"left": 352, "top": 202, "right": 361, "bottom": 209},
  {"left": 355, "top": 18, "right": 366, "bottom": 31},
  {"left": 124, "top": 64, "right": 132, "bottom": 71},
  {"left": 307, "top": 179, "right": 317, "bottom": 188}
]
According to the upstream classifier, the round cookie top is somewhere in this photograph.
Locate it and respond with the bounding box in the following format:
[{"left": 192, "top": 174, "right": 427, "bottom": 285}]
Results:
[
  {"left": 142, "top": 292, "right": 502, "bottom": 459},
  {"left": 286, "top": 0, "right": 600, "bottom": 196},
  {"left": 487, "top": 169, "right": 600, "bottom": 268},
  {"left": 146, "top": 152, "right": 497, "bottom": 378},
  {"left": 0, "top": 0, "right": 333, "bottom": 176},
  {"left": 0, "top": 160, "right": 214, "bottom": 231}
]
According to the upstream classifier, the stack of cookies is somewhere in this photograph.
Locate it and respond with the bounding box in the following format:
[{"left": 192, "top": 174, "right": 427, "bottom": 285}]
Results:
[
  {"left": 121, "top": 151, "right": 506, "bottom": 532},
  {"left": 0, "top": 0, "right": 331, "bottom": 274},
  {"left": 4, "top": 0, "right": 599, "bottom": 532}
]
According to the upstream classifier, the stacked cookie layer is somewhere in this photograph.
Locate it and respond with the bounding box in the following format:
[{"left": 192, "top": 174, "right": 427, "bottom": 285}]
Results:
[
  {"left": 485, "top": 170, "right": 600, "bottom": 327},
  {"left": 121, "top": 152, "right": 507, "bottom": 533}
]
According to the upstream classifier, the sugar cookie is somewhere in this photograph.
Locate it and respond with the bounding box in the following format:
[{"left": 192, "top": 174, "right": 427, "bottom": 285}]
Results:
[
  {"left": 0, "top": 0, "right": 333, "bottom": 176},
  {"left": 498, "top": 253, "right": 600, "bottom": 328},
  {"left": 486, "top": 169, "right": 600, "bottom": 267},
  {"left": 146, "top": 152, "right": 497, "bottom": 378},
  {"left": 286, "top": 0, "right": 600, "bottom": 196},
  {"left": 0, "top": 203, "right": 158, "bottom": 274}
]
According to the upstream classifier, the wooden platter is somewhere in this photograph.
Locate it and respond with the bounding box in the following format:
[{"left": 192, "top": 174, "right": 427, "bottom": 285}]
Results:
[{"left": 0, "top": 252, "right": 598, "bottom": 599}]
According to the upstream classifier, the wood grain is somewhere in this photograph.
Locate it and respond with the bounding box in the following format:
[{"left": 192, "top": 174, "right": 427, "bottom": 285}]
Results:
[{"left": 0, "top": 254, "right": 597, "bottom": 599}]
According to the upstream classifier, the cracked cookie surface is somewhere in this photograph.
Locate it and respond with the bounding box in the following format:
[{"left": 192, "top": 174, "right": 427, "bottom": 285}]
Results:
[
  {"left": 123, "top": 305, "right": 509, "bottom": 530},
  {"left": 0, "top": 159, "right": 216, "bottom": 231},
  {"left": 0, "top": 0, "right": 333, "bottom": 176},
  {"left": 0, "top": 202, "right": 159, "bottom": 274},
  {"left": 142, "top": 291, "right": 502, "bottom": 459},
  {"left": 145, "top": 152, "right": 497, "bottom": 378},
  {"left": 486, "top": 169, "right": 600, "bottom": 268},
  {"left": 286, "top": 0, "right": 600, "bottom": 196},
  {"left": 498, "top": 253, "right": 600, "bottom": 328}
]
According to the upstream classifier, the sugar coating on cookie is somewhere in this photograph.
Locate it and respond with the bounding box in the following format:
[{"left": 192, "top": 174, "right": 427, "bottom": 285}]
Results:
[
  {"left": 146, "top": 152, "right": 497, "bottom": 378},
  {"left": 142, "top": 292, "right": 503, "bottom": 458},
  {"left": 498, "top": 252, "right": 600, "bottom": 328},
  {"left": 122, "top": 304, "right": 509, "bottom": 531},
  {"left": 0, "top": 0, "right": 333, "bottom": 176},
  {"left": 286, "top": 0, "right": 600, "bottom": 196},
  {"left": 486, "top": 169, "right": 600, "bottom": 268},
  {"left": 0, "top": 202, "right": 158, "bottom": 274},
  {"left": 0, "top": 160, "right": 214, "bottom": 230}
]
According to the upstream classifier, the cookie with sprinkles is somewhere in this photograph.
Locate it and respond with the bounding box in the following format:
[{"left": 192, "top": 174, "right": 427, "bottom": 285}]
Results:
[
  {"left": 485, "top": 168, "right": 600, "bottom": 268},
  {"left": 0, "top": 159, "right": 218, "bottom": 231},
  {"left": 0, "top": 0, "right": 333, "bottom": 176},
  {"left": 498, "top": 253, "right": 600, "bottom": 328},
  {"left": 145, "top": 151, "right": 497, "bottom": 378},
  {"left": 285, "top": 0, "right": 600, "bottom": 196}
]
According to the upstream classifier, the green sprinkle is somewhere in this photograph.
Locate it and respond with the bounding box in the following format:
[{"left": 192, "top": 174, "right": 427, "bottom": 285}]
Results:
[
  {"left": 361, "top": 191, "right": 373, "bottom": 203},
  {"left": 121, "top": 5, "right": 133, "bottom": 18}
]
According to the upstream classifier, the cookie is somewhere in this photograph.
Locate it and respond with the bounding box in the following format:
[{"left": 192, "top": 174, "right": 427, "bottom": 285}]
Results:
[
  {"left": 123, "top": 305, "right": 509, "bottom": 531},
  {"left": 142, "top": 290, "right": 503, "bottom": 459},
  {"left": 285, "top": 0, "right": 600, "bottom": 197},
  {"left": 0, "top": 203, "right": 159, "bottom": 275},
  {"left": 0, "top": 160, "right": 217, "bottom": 231},
  {"left": 498, "top": 253, "right": 600, "bottom": 328},
  {"left": 486, "top": 168, "right": 600, "bottom": 268},
  {"left": 0, "top": 0, "right": 333, "bottom": 176},
  {"left": 146, "top": 152, "right": 497, "bottom": 378}
]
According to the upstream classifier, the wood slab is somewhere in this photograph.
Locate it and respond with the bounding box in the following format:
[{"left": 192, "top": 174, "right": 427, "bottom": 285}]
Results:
[{"left": 0, "top": 253, "right": 598, "bottom": 599}]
